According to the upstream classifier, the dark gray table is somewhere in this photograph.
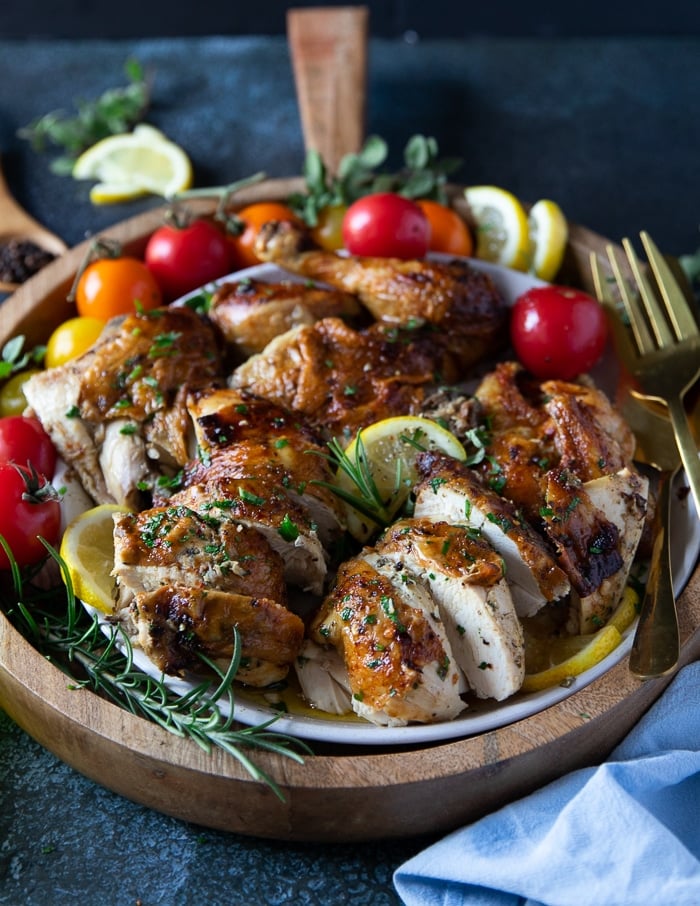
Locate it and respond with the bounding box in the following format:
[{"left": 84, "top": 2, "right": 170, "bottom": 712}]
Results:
[{"left": 0, "top": 34, "right": 698, "bottom": 905}]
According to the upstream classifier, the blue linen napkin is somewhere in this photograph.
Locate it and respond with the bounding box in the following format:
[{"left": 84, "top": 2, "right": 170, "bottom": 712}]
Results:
[{"left": 394, "top": 661, "right": 700, "bottom": 906}]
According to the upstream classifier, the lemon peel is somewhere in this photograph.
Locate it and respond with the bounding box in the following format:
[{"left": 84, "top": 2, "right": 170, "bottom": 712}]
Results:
[
  {"left": 335, "top": 415, "right": 467, "bottom": 541},
  {"left": 72, "top": 124, "right": 193, "bottom": 204},
  {"left": 59, "top": 504, "right": 130, "bottom": 613},
  {"left": 521, "top": 624, "right": 622, "bottom": 693},
  {"left": 464, "top": 185, "right": 531, "bottom": 272},
  {"left": 528, "top": 198, "right": 569, "bottom": 281}
]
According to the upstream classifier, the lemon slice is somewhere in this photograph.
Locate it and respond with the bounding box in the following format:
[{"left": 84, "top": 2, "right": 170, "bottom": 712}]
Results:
[
  {"left": 72, "top": 124, "right": 193, "bottom": 203},
  {"left": 464, "top": 185, "right": 531, "bottom": 271},
  {"left": 528, "top": 199, "right": 569, "bottom": 281},
  {"left": 59, "top": 504, "right": 129, "bottom": 613},
  {"left": 335, "top": 416, "right": 467, "bottom": 541},
  {"left": 521, "top": 624, "right": 622, "bottom": 693}
]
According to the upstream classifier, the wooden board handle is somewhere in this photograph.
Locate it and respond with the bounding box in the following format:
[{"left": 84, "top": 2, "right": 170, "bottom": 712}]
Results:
[{"left": 287, "top": 6, "right": 368, "bottom": 174}]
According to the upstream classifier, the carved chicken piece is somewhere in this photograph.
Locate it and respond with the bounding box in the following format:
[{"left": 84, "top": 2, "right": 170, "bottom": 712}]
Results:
[
  {"left": 185, "top": 386, "right": 345, "bottom": 545},
  {"left": 132, "top": 585, "right": 305, "bottom": 684},
  {"left": 541, "top": 378, "right": 637, "bottom": 481},
  {"left": 413, "top": 451, "right": 570, "bottom": 616},
  {"left": 112, "top": 504, "right": 287, "bottom": 610},
  {"left": 309, "top": 551, "right": 465, "bottom": 726},
  {"left": 208, "top": 276, "right": 362, "bottom": 358},
  {"left": 253, "top": 219, "right": 509, "bottom": 376},
  {"left": 294, "top": 639, "right": 353, "bottom": 715},
  {"left": 24, "top": 307, "right": 223, "bottom": 508},
  {"left": 168, "top": 482, "right": 327, "bottom": 596},
  {"left": 230, "top": 317, "right": 436, "bottom": 441},
  {"left": 560, "top": 468, "right": 648, "bottom": 633},
  {"left": 376, "top": 519, "right": 525, "bottom": 700}
]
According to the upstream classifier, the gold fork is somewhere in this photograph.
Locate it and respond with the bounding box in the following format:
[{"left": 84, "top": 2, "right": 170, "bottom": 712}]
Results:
[
  {"left": 590, "top": 236, "right": 699, "bottom": 677},
  {"left": 599, "top": 231, "right": 700, "bottom": 515}
]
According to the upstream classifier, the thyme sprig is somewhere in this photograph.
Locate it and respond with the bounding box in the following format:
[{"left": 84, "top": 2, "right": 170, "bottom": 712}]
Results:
[{"left": 1, "top": 540, "right": 311, "bottom": 801}]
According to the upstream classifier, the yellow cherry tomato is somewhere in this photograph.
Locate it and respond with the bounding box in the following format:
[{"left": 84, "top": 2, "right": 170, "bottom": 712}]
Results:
[
  {"left": 311, "top": 204, "right": 347, "bottom": 251},
  {"left": 0, "top": 369, "right": 41, "bottom": 417},
  {"left": 45, "top": 316, "right": 106, "bottom": 368}
]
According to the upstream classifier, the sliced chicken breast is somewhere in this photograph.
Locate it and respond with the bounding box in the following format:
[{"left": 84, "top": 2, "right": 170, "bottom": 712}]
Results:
[
  {"left": 376, "top": 519, "right": 525, "bottom": 700},
  {"left": 414, "top": 451, "right": 570, "bottom": 616},
  {"left": 309, "top": 551, "right": 465, "bottom": 726}
]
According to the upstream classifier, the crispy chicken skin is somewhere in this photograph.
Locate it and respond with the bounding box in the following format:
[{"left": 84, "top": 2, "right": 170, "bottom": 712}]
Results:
[
  {"left": 230, "top": 316, "right": 437, "bottom": 441},
  {"left": 253, "top": 219, "right": 509, "bottom": 375},
  {"left": 208, "top": 276, "right": 362, "bottom": 358},
  {"left": 310, "top": 552, "right": 464, "bottom": 725},
  {"left": 472, "top": 362, "right": 637, "bottom": 519},
  {"left": 112, "top": 505, "right": 288, "bottom": 607},
  {"left": 24, "top": 306, "right": 223, "bottom": 508},
  {"left": 132, "top": 585, "right": 304, "bottom": 682},
  {"left": 184, "top": 386, "right": 344, "bottom": 544}
]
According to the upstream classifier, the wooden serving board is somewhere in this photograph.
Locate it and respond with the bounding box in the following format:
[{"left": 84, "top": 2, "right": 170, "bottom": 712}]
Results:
[{"left": 0, "top": 181, "right": 699, "bottom": 841}]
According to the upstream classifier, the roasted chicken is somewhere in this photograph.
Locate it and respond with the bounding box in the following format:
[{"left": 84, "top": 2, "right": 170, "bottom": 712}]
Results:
[
  {"left": 112, "top": 503, "right": 304, "bottom": 684},
  {"left": 308, "top": 551, "right": 465, "bottom": 725},
  {"left": 253, "top": 219, "right": 509, "bottom": 377},
  {"left": 230, "top": 316, "right": 438, "bottom": 441},
  {"left": 208, "top": 276, "right": 362, "bottom": 359},
  {"left": 24, "top": 306, "right": 223, "bottom": 509}
]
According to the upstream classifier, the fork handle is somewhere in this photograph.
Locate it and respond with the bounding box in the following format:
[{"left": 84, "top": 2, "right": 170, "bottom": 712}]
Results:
[
  {"left": 629, "top": 469, "right": 680, "bottom": 679},
  {"left": 667, "top": 395, "right": 700, "bottom": 517}
]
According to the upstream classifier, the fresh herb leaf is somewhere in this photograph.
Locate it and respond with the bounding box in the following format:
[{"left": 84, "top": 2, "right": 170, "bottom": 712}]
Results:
[{"left": 17, "top": 59, "right": 151, "bottom": 174}]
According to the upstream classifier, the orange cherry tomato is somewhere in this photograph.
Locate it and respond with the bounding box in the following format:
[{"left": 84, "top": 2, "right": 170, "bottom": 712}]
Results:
[
  {"left": 416, "top": 199, "right": 474, "bottom": 257},
  {"left": 75, "top": 257, "right": 162, "bottom": 319},
  {"left": 227, "top": 202, "right": 301, "bottom": 269}
]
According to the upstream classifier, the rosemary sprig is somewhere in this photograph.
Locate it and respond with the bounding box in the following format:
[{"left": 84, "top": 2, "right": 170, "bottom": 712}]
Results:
[
  {"left": 313, "top": 434, "right": 395, "bottom": 529},
  {"left": 1, "top": 540, "right": 311, "bottom": 801}
]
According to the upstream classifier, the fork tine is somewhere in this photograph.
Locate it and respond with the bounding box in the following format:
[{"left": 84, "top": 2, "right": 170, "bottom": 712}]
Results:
[
  {"left": 605, "top": 243, "right": 656, "bottom": 354},
  {"left": 590, "top": 252, "right": 639, "bottom": 368},
  {"left": 640, "top": 231, "right": 699, "bottom": 341},
  {"left": 623, "top": 237, "right": 677, "bottom": 350}
]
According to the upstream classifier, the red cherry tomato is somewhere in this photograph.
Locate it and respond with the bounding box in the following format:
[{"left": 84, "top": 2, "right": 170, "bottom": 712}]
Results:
[
  {"left": 0, "top": 416, "right": 57, "bottom": 476},
  {"left": 76, "top": 257, "right": 162, "bottom": 319},
  {"left": 342, "top": 193, "right": 430, "bottom": 259},
  {"left": 0, "top": 463, "right": 61, "bottom": 568},
  {"left": 510, "top": 285, "right": 607, "bottom": 380},
  {"left": 144, "top": 218, "right": 233, "bottom": 301}
]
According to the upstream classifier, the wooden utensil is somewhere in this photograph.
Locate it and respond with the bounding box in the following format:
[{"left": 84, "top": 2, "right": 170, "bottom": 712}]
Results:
[
  {"left": 0, "top": 156, "right": 68, "bottom": 293},
  {"left": 287, "top": 5, "right": 368, "bottom": 173}
]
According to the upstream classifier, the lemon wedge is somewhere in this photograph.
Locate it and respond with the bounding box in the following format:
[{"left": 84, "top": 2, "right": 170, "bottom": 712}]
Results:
[
  {"left": 59, "top": 504, "right": 130, "bottom": 613},
  {"left": 464, "top": 185, "right": 531, "bottom": 271},
  {"left": 72, "top": 124, "right": 193, "bottom": 204},
  {"left": 528, "top": 198, "right": 569, "bottom": 281},
  {"left": 522, "top": 624, "right": 623, "bottom": 693},
  {"left": 335, "top": 415, "right": 467, "bottom": 541}
]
